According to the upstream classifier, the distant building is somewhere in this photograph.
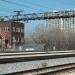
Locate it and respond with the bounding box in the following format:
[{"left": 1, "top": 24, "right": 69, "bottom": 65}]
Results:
[
  {"left": 45, "top": 9, "right": 75, "bottom": 32},
  {"left": 45, "top": 9, "right": 75, "bottom": 50},
  {"left": 0, "top": 20, "right": 24, "bottom": 48}
]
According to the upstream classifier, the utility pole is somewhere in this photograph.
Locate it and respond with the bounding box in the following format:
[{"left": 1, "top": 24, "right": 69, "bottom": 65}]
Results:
[{"left": 13, "top": 10, "right": 24, "bottom": 48}]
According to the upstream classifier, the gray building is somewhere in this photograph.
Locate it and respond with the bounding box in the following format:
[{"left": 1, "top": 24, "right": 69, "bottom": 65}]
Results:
[
  {"left": 45, "top": 9, "right": 75, "bottom": 31},
  {"left": 45, "top": 9, "right": 75, "bottom": 50}
]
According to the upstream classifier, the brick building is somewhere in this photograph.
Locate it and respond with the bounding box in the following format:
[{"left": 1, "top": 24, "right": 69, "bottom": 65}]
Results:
[{"left": 0, "top": 20, "right": 24, "bottom": 48}]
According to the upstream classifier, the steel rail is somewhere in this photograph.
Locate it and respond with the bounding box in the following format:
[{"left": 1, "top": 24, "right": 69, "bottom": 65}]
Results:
[{"left": 0, "top": 52, "right": 75, "bottom": 64}]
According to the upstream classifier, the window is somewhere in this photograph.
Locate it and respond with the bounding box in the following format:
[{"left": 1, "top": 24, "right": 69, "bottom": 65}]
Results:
[
  {"left": 12, "top": 36, "right": 16, "bottom": 42},
  {"left": 5, "top": 27, "right": 10, "bottom": 32},
  {"left": 2, "top": 27, "right": 4, "bottom": 32},
  {"left": 0, "top": 28, "right": 1, "bottom": 32},
  {"left": 21, "top": 37, "right": 24, "bottom": 43},
  {"left": 13, "top": 27, "right": 15, "bottom": 32},
  {"left": 17, "top": 37, "right": 19, "bottom": 42},
  {"left": 21, "top": 27, "right": 24, "bottom": 32},
  {"left": 16, "top": 28, "right": 20, "bottom": 32},
  {"left": 5, "top": 27, "right": 7, "bottom": 32}
]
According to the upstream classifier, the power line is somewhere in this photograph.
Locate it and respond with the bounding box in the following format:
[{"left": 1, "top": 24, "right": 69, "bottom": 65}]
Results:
[
  {"left": 1, "top": 0, "right": 45, "bottom": 12},
  {"left": 20, "top": 0, "right": 50, "bottom": 10},
  {"left": 0, "top": 1, "right": 29, "bottom": 14},
  {"left": 0, "top": 6, "right": 12, "bottom": 12}
]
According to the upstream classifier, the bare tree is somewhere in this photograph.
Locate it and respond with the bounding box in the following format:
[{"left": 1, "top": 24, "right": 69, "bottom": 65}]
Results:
[{"left": 31, "top": 24, "right": 75, "bottom": 50}]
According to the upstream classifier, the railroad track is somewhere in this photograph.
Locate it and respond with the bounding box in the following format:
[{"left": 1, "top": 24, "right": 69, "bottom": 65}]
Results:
[
  {"left": 0, "top": 50, "right": 75, "bottom": 56},
  {"left": 0, "top": 50, "right": 75, "bottom": 75},
  {"left": 0, "top": 50, "right": 75, "bottom": 64}
]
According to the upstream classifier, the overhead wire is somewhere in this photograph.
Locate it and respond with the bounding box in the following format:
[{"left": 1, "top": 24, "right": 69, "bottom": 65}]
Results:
[
  {"left": 1, "top": 0, "right": 45, "bottom": 12},
  {"left": 20, "top": 0, "right": 50, "bottom": 10},
  {"left": 0, "top": 1, "right": 16, "bottom": 13},
  {"left": 0, "top": 4, "right": 12, "bottom": 13}
]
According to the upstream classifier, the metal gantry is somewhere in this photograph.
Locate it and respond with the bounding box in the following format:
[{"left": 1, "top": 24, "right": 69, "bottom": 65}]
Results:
[{"left": 11, "top": 10, "right": 75, "bottom": 21}]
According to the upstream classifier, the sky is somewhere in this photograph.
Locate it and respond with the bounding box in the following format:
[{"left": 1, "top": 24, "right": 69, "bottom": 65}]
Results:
[
  {"left": 0, "top": 0, "right": 75, "bottom": 16},
  {"left": 0, "top": 0, "right": 75, "bottom": 37}
]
